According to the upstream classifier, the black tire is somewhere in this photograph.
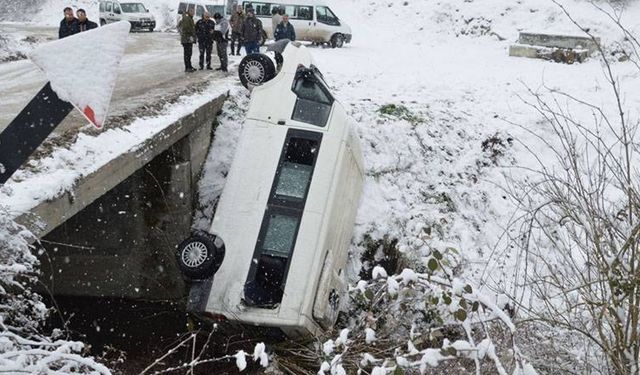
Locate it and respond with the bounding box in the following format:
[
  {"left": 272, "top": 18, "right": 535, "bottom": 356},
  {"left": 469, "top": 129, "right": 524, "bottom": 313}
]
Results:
[
  {"left": 238, "top": 53, "right": 276, "bottom": 89},
  {"left": 100, "top": 19, "right": 106, "bottom": 26},
  {"left": 275, "top": 52, "right": 283, "bottom": 70},
  {"left": 260, "top": 30, "right": 268, "bottom": 46},
  {"left": 148, "top": 27, "right": 154, "bottom": 32},
  {"left": 176, "top": 234, "right": 223, "bottom": 280},
  {"left": 330, "top": 34, "right": 344, "bottom": 48}
]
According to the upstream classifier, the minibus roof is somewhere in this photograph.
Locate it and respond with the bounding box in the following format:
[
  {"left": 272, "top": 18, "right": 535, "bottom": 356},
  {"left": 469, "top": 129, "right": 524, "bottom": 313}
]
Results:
[{"left": 243, "top": 0, "right": 329, "bottom": 8}]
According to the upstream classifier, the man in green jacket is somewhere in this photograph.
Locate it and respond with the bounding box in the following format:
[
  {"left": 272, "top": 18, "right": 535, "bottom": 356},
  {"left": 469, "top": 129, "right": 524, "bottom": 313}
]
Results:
[{"left": 179, "top": 8, "right": 197, "bottom": 72}]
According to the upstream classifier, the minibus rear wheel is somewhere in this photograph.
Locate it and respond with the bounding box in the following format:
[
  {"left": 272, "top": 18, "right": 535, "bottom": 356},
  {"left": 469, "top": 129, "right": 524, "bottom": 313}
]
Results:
[
  {"left": 238, "top": 54, "right": 276, "bottom": 89},
  {"left": 176, "top": 235, "right": 220, "bottom": 280}
]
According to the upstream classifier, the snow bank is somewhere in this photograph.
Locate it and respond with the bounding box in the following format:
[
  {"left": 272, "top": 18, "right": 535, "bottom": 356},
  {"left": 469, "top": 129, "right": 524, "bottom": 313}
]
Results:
[{"left": 0, "top": 82, "right": 232, "bottom": 218}]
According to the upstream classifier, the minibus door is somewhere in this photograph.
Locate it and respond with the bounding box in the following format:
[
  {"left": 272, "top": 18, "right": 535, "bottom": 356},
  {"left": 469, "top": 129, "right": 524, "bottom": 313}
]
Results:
[
  {"left": 292, "top": 4, "right": 313, "bottom": 41},
  {"left": 313, "top": 6, "right": 340, "bottom": 43}
]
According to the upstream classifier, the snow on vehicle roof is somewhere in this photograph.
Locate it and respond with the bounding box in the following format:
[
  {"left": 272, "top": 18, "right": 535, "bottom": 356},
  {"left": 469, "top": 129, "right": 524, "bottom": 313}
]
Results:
[{"left": 243, "top": 0, "right": 331, "bottom": 8}]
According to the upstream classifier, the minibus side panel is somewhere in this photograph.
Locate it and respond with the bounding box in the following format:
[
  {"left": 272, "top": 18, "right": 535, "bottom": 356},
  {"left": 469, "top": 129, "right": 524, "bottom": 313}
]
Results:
[{"left": 312, "top": 139, "right": 363, "bottom": 328}]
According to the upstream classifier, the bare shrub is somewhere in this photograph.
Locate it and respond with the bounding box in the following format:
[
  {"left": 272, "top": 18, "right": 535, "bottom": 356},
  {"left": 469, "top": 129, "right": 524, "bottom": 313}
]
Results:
[{"left": 503, "top": 3, "right": 640, "bottom": 374}]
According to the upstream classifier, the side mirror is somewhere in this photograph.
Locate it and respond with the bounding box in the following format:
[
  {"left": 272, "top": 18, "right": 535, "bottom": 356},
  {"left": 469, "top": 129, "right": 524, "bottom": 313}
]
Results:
[{"left": 146, "top": 9, "right": 149, "bottom": 12}]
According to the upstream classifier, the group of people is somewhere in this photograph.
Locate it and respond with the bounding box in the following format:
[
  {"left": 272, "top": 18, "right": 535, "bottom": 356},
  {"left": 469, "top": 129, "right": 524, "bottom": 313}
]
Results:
[
  {"left": 178, "top": 8, "right": 229, "bottom": 72},
  {"left": 179, "top": 4, "right": 297, "bottom": 73},
  {"left": 59, "top": 4, "right": 298, "bottom": 74},
  {"left": 59, "top": 7, "right": 98, "bottom": 39}
]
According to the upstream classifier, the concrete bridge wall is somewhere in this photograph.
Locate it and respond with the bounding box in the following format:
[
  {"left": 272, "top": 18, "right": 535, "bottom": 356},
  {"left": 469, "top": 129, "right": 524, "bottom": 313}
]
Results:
[{"left": 30, "top": 94, "right": 227, "bottom": 300}]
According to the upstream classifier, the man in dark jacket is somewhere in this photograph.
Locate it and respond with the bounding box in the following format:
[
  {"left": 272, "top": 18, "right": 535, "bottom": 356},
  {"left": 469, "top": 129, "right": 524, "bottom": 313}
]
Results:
[
  {"left": 213, "top": 13, "right": 229, "bottom": 72},
  {"left": 241, "top": 8, "right": 262, "bottom": 55},
  {"left": 274, "top": 14, "right": 295, "bottom": 41},
  {"left": 77, "top": 9, "right": 98, "bottom": 32},
  {"left": 179, "top": 8, "right": 197, "bottom": 72},
  {"left": 196, "top": 12, "right": 215, "bottom": 70},
  {"left": 229, "top": 5, "right": 244, "bottom": 56},
  {"left": 58, "top": 7, "right": 79, "bottom": 39}
]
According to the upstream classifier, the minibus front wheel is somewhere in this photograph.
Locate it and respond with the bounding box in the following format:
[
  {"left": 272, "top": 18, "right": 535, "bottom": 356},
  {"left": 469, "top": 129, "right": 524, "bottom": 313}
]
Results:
[
  {"left": 176, "top": 234, "right": 224, "bottom": 280},
  {"left": 330, "top": 34, "right": 345, "bottom": 48}
]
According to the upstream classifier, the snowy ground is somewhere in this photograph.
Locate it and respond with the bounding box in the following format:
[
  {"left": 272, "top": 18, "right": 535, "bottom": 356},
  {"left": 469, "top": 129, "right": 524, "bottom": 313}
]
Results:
[
  {"left": 199, "top": 0, "right": 640, "bottom": 294},
  {"left": 2, "top": 0, "right": 640, "bottom": 372}
]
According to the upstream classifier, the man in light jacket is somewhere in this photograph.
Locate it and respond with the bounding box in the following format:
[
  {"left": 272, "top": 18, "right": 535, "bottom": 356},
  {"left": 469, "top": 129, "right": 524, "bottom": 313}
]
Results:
[
  {"left": 213, "top": 13, "right": 229, "bottom": 72},
  {"left": 271, "top": 7, "right": 282, "bottom": 36}
]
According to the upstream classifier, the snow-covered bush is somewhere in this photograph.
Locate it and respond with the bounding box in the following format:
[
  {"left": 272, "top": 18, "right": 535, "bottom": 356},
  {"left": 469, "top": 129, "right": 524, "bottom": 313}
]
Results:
[
  {"left": 273, "top": 246, "right": 535, "bottom": 374},
  {"left": 0, "top": 209, "right": 108, "bottom": 373}
]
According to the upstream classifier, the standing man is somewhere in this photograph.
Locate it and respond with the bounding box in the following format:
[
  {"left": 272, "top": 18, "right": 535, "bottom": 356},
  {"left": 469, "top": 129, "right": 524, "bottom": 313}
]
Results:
[
  {"left": 179, "top": 7, "right": 197, "bottom": 72},
  {"left": 58, "top": 7, "right": 79, "bottom": 39},
  {"left": 271, "top": 7, "right": 282, "bottom": 36},
  {"left": 241, "top": 8, "right": 262, "bottom": 55},
  {"left": 274, "top": 14, "right": 295, "bottom": 41},
  {"left": 196, "top": 12, "right": 215, "bottom": 70},
  {"left": 229, "top": 5, "right": 244, "bottom": 56},
  {"left": 77, "top": 9, "right": 98, "bottom": 32},
  {"left": 213, "top": 13, "right": 229, "bottom": 72}
]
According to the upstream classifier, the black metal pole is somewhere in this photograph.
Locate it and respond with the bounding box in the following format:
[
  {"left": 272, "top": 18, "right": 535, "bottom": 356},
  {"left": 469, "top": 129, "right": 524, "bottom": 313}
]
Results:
[{"left": 0, "top": 82, "right": 73, "bottom": 184}]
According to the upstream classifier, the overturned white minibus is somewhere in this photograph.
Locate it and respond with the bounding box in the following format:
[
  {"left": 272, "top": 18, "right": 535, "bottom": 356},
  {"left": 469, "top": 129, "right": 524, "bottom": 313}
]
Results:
[{"left": 176, "top": 44, "right": 364, "bottom": 337}]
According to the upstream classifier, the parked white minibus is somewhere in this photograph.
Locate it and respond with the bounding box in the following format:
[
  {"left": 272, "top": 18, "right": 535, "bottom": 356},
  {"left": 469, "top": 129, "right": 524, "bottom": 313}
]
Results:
[{"left": 241, "top": 0, "right": 352, "bottom": 47}]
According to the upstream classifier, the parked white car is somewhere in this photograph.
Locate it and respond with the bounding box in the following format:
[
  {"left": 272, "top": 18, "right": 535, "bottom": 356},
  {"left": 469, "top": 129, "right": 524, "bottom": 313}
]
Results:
[
  {"left": 241, "top": 0, "right": 352, "bottom": 47},
  {"left": 176, "top": 43, "right": 364, "bottom": 338},
  {"left": 99, "top": 1, "right": 156, "bottom": 31}
]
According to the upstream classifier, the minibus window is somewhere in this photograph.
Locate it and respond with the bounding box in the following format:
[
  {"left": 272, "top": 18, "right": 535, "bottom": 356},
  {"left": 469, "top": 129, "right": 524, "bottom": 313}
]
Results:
[
  {"left": 292, "top": 70, "right": 334, "bottom": 127},
  {"left": 297, "top": 6, "right": 312, "bottom": 20},
  {"left": 316, "top": 6, "right": 340, "bottom": 26},
  {"left": 106, "top": 2, "right": 112, "bottom": 12},
  {"left": 247, "top": 2, "right": 271, "bottom": 16},
  {"left": 196, "top": 5, "right": 205, "bottom": 17},
  {"left": 177, "top": 2, "right": 187, "bottom": 14},
  {"left": 277, "top": 163, "right": 312, "bottom": 199},
  {"left": 262, "top": 214, "right": 299, "bottom": 257},
  {"left": 275, "top": 137, "right": 318, "bottom": 199},
  {"left": 100, "top": 2, "right": 105, "bottom": 12},
  {"left": 284, "top": 5, "right": 295, "bottom": 17}
]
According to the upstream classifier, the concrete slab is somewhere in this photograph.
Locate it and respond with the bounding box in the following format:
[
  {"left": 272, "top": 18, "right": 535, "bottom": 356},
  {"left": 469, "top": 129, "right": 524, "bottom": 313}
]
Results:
[
  {"left": 518, "top": 32, "right": 601, "bottom": 54},
  {"left": 509, "top": 43, "right": 589, "bottom": 64}
]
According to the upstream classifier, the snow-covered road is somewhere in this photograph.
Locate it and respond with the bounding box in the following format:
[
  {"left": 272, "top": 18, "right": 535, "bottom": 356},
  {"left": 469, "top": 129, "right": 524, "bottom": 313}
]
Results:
[{"left": 0, "top": 25, "right": 230, "bottom": 134}]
